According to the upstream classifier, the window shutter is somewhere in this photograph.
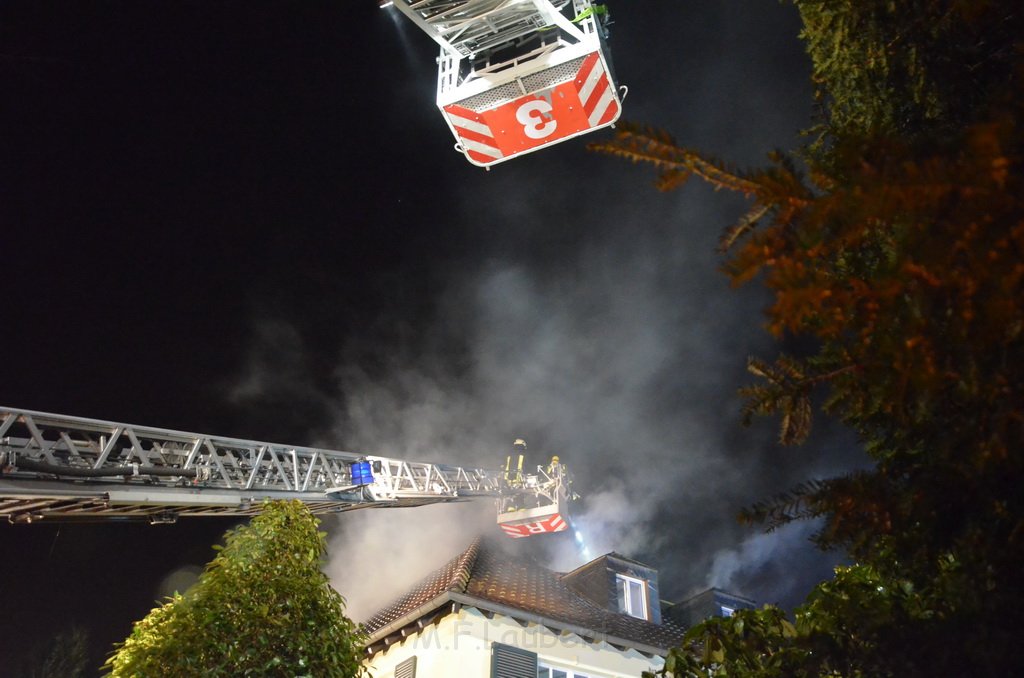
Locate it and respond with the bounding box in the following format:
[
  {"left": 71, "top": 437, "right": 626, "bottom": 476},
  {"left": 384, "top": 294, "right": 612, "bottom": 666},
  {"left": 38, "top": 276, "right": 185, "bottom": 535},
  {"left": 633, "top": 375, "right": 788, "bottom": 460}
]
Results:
[
  {"left": 395, "top": 656, "right": 417, "bottom": 678},
  {"left": 491, "top": 642, "right": 537, "bottom": 678}
]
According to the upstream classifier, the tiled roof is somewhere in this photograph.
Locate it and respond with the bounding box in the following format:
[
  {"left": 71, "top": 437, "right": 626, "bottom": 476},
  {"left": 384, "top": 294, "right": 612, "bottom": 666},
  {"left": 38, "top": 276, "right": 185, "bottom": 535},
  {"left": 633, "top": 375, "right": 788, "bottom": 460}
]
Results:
[
  {"left": 362, "top": 537, "right": 482, "bottom": 635},
  {"left": 363, "top": 537, "right": 686, "bottom": 653},
  {"left": 665, "top": 587, "right": 758, "bottom": 628}
]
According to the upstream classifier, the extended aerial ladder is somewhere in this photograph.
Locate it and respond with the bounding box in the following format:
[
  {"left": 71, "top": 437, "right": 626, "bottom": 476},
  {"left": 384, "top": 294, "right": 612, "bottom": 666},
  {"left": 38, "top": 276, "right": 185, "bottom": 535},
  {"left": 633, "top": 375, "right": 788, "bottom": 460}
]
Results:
[
  {"left": 383, "top": 0, "right": 624, "bottom": 167},
  {"left": 0, "top": 406, "right": 576, "bottom": 536}
]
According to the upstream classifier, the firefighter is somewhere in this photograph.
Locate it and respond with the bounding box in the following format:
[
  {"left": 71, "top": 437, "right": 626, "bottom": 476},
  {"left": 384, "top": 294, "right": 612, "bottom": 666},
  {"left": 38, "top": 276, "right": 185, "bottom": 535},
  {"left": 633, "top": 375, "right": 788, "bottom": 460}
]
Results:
[
  {"left": 573, "top": 3, "right": 612, "bottom": 39},
  {"left": 505, "top": 439, "right": 529, "bottom": 488}
]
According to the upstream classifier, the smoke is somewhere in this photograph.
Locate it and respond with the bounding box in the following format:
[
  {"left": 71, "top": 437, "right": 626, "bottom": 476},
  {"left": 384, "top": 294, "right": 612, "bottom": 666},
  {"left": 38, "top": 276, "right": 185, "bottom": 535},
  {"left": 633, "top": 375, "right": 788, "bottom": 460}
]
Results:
[
  {"left": 224, "top": 0, "right": 861, "bottom": 622},
  {"left": 326, "top": 502, "right": 493, "bottom": 621},
  {"left": 155, "top": 565, "right": 203, "bottom": 600},
  {"left": 705, "top": 519, "right": 850, "bottom": 606},
  {"left": 544, "top": 482, "right": 662, "bottom": 571},
  {"left": 231, "top": 200, "right": 843, "bottom": 619}
]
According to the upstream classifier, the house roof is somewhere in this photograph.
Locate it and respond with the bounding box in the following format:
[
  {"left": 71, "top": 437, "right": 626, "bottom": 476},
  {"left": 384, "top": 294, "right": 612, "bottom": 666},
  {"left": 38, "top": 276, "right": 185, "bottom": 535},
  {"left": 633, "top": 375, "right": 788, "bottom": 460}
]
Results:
[
  {"left": 560, "top": 550, "right": 648, "bottom": 582},
  {"left": 664, "top": 587, "right": 758, "bottom": 628},
  {"left": 363, "top": 537, "right": 686, "bottom": 655}
]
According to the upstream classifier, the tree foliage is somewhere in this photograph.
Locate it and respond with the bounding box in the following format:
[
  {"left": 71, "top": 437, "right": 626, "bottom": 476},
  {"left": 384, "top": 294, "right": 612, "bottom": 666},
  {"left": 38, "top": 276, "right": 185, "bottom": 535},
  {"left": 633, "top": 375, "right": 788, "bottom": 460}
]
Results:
[
  {"left": 595, "top": 1, "right": 1024, "bottom": 675},
  {"left": 645, "top": 563, "right": 983, "bottom": 678},
  {"left": 104, "top": 501, "right": 366, "bottom": 677}
]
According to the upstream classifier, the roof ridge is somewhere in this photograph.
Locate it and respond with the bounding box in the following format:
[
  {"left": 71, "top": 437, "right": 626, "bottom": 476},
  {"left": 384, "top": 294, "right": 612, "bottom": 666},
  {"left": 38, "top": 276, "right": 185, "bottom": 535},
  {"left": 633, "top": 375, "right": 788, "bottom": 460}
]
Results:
[{"left": 449, "top": 535, "right": 482, "bottom": 594}]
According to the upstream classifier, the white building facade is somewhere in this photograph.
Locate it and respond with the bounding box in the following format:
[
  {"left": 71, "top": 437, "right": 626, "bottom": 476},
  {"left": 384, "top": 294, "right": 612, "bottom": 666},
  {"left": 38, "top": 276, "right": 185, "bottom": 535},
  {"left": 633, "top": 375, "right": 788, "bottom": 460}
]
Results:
[{"left": 363, "top": 538, "right": 688, "bottom": 678}]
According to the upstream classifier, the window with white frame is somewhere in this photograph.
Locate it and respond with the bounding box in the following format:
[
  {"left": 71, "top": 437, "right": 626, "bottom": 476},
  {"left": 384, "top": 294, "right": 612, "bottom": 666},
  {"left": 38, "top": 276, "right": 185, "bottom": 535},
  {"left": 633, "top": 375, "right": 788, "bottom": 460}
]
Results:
[
  {"left": 537, "top": 666, "right": 592, "bottom": 678},
  {"left": 615, "top": 573, "right": 648, "bottom": 620}
]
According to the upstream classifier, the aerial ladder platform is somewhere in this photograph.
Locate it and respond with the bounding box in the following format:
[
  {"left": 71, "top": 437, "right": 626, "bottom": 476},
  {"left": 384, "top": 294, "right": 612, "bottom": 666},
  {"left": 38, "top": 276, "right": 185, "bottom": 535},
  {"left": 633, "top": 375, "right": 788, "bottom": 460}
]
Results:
[
  {"left": 385, "top": 0, "right": 623, "bottom": 167},
  {"left": 0, "top": 406, "right": 576, "bottom": 537}
]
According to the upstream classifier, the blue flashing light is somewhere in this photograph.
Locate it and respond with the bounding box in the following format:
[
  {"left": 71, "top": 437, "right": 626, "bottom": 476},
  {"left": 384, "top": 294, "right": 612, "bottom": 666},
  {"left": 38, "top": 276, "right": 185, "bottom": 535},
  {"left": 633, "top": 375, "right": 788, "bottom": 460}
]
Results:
[{"left": 351, "top": 461, "right": 374, "bottom": 486}]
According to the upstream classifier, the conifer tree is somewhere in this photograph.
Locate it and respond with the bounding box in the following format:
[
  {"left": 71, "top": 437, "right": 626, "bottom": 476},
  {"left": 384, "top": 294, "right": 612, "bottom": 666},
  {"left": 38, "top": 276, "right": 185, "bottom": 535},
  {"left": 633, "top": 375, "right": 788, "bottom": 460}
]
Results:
[{"left": 599, "top": 1, "right": 1024, "bottom": 675}]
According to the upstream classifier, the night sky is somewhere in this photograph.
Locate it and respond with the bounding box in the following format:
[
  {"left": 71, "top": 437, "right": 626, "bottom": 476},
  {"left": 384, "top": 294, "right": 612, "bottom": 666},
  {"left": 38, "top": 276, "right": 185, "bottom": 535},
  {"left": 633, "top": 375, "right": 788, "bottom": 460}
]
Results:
[{"left": 2, "top": 1, "right": 866, "bottom": 673}]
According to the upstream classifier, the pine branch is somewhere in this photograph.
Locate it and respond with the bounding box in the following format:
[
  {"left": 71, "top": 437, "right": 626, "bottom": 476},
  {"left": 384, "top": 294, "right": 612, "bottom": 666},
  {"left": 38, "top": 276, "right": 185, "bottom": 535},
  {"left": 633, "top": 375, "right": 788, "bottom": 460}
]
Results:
[
  {"left": 739, "top": 479, "right": 830, "bottom": 530},
  {"left": 742, "top": 357, "right": 859, "bottom": 445},
  {"left": 589, "top": 123, "right": 763, "bottom": 196},
  {"left": 718, "top": 204, "right": 771, "bottom": 253}
]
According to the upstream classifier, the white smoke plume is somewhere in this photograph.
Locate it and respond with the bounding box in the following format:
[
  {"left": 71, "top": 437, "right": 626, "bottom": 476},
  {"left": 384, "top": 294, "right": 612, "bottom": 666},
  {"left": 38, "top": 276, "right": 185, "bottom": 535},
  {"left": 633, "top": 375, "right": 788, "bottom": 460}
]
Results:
[
  {"left": 704, "top": 519, "right": 851, "bottom": 606},
  {"left": 326, "top": 502, "right": 493, "bottom": 621},
  {"left": 225, "top": 0, "right": 865, "bottom": 622},
  {"left": 231, "top": 213, "right": 851, "bottom": 620}
]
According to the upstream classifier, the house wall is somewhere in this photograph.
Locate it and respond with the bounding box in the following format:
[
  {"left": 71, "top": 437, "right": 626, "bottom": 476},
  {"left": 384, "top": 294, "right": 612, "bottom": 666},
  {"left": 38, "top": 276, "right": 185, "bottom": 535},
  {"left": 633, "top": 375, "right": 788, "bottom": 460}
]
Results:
[{"left": 366, "top": 607, "right": 665, "bottom": 678}]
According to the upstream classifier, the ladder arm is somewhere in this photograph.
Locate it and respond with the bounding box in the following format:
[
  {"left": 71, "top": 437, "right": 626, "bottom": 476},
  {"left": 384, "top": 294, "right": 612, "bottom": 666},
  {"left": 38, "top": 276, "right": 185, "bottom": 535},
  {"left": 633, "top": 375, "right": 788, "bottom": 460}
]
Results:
[{"left": 0, "top": 406, "right": 500, "bottom": 524}]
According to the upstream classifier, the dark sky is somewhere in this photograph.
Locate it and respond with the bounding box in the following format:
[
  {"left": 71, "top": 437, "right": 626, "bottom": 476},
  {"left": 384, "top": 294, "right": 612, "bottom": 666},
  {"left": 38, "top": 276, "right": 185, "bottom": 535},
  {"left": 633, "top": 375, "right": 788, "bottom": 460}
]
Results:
[{"left": 1, "top": 1, "right": 866, "bottom": 673}]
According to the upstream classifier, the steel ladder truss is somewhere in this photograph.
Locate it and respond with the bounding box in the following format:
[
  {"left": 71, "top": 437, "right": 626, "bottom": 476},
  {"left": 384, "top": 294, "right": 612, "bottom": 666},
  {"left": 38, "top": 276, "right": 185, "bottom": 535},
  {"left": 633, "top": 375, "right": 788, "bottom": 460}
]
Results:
[{"left": 0, "top": 407, "right": 500, "bottom": 524}]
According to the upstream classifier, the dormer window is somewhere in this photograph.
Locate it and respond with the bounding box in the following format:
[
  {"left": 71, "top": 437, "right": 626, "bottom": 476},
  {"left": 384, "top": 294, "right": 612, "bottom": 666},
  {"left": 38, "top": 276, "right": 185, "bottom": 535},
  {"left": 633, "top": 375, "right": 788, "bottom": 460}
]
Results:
[{"left": 615, "top": 573, "right": 648, "bottom": 620}]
